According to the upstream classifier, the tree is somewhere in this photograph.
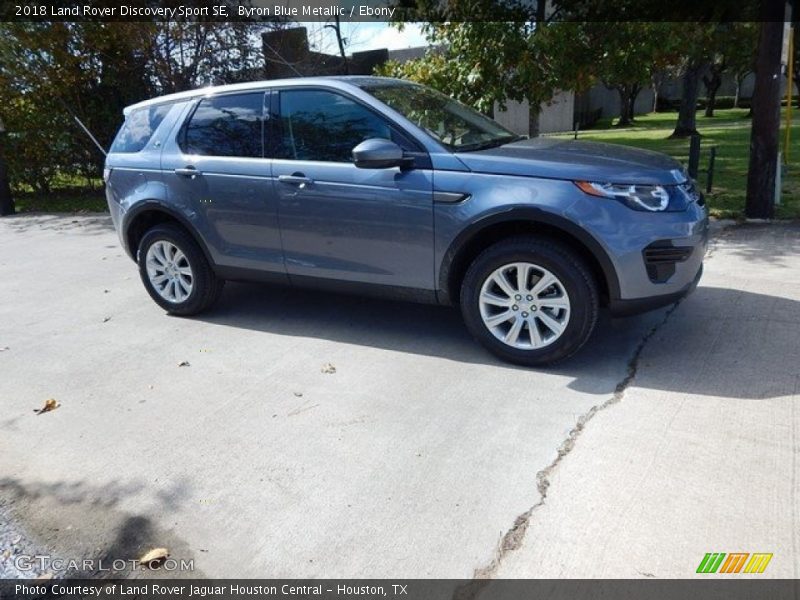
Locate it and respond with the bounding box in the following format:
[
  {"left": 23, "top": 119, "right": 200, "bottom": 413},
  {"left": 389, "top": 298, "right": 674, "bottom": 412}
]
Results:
[
  {"left": 574, "top": 23, "right": 678, "bottom": 126},
  {"left": 0, "top": 22, "right": 153, "bottom": 189},
  {"left": 377, "top": 19, "right": 590, "bottom": 135},
  {"left": 0, "top": 16, "right": 272, "bottom": 193},
  {"left": 137, "top": 21, "right": 267, "bottom": 93},
  {"left": 0, "top": 117, "right": 13, "bottom": 216},
  {"left": 702, "top": 24, "right": 758, "bottom": 117},
  {"left": 702, "top": 59, "right": 726, "bottom": 118},
  {"left": 380, "top": 0, "right": 615, "bottom": 134},
  {"left": 668, "top": 24, "right": 718, "bottom": 138},
  {"left": 745, "top": 9, "right": 786, "bottom": 219},
  {"left": 378, "top": 22, "right": 539, "bottom": 117},
  {"left": 324, "top": 17, "right": 349, "bottom": 75},
  {"left": 648, "top": 41, "right": 687, "bottom": 115}
]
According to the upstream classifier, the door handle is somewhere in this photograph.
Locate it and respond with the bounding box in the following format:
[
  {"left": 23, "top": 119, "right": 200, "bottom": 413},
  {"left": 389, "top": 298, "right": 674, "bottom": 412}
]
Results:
[
  {"left": 278, "top": 174, "right": 313, "bottom": 189},
  {"left": 174, "top": 166, "right": 199, "bottom": 178}
]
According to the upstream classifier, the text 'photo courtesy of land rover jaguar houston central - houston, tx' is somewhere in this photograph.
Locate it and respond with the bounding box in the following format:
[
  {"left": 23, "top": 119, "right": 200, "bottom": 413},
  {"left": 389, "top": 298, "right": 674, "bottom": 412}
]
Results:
[{"left": 105, "top": 76, "right": 708, "bottom": 366}]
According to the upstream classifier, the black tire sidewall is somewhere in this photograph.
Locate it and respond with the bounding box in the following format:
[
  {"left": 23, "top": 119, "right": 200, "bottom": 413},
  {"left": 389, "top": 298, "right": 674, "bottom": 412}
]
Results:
[
  {"left": 137, "top": 225, "right": 216, "bottom": 316},
  {"left": 461, "top": 238, "right": 598, "bottom": 366}
]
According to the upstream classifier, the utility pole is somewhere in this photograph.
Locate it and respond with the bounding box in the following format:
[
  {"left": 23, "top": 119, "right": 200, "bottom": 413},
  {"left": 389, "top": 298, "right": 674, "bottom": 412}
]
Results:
[
  {"left": 0, "top": 116, "right": 14, "bottom": 216},
  {"left": 745, "top": 0, "right": 787, "bottom": 218}
]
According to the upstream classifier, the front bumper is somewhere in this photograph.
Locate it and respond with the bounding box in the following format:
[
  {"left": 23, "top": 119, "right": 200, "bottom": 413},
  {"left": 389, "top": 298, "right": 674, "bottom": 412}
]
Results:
[
  {"left": 608, "top": 262, "right": 703, "bottom": 316},
  {"left": 572, "top": 184, "right": 709, "bottom": 316},
  {"left": 606, "top": 198, "right": 708, "bottom": 316}
]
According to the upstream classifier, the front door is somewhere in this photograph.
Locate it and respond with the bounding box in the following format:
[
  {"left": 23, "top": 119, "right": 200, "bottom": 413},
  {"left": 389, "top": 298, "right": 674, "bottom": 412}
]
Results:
[{"left": 271, "top": 88, "right": 434, "bottom": 291}]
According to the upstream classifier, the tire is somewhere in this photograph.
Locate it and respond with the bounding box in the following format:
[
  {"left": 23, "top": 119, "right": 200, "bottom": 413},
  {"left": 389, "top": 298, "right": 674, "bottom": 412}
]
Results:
[
  {"left": 460, "top": 236, "right": 599, "bottom": 366},
  {"left": 137, "top": 224, "right": 224, "bottom": 316}
]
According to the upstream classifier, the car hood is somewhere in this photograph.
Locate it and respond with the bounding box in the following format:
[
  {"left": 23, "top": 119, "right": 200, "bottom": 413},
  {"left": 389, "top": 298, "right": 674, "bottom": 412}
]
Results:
[{"left": 455, "top": 138, "right": 687, "bottom": 186}]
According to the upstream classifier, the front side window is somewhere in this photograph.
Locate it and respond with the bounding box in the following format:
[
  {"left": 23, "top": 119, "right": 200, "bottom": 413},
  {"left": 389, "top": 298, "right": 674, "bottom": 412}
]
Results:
[
  {"left": 111, "top": 103, "right": 172, "bottom": 153},
  {"left": 278, "top": 89, "right": 406, "bottom": 162},
  {"left": 182, "top": 93, "right": 264, "bottom": 158}
]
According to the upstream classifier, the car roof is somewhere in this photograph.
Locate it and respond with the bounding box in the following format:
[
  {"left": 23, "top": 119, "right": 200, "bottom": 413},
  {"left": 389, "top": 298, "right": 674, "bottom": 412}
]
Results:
[{"left": 123, "top": 76, "right": 410, "bottom": 115}]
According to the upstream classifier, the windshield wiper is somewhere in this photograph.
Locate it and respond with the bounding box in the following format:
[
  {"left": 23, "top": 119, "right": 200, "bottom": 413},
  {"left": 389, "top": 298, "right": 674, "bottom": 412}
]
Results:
[{"left": 457, "top": 135, "right": 523, "bottom": 152}]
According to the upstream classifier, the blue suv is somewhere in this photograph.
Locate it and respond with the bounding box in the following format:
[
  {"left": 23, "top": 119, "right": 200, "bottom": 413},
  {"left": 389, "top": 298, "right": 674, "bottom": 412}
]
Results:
[{"left": 105, "top": 76, "right": 708, "bottom": 365}]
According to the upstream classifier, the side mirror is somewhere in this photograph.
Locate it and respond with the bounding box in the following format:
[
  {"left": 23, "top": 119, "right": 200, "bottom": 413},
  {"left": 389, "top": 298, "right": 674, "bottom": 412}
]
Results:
[{"left": 352, "top": 138, "right": 410, "bottom": 169}]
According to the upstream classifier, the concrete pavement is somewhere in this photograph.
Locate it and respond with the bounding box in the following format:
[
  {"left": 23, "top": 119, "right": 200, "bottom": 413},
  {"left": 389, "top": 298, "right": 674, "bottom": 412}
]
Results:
[
  {"left": 492, "top": 223, "right": 800, "bottom": 581},
  {"left": 0, "top": 215, "right": 797, "bottom": 581}
]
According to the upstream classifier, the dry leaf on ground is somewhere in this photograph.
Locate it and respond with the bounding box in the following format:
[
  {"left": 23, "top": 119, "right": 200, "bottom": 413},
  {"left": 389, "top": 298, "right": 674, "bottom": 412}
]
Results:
[
  {"left": 139, "top": 547, "right": 169, "bottom": 568},
  {"left": 34, "top": 399, "right": 60, "bottom": 415}
]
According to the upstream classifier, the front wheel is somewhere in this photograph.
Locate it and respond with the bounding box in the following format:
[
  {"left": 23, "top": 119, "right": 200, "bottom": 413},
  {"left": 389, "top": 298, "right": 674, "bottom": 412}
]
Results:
[
  {"left": 137, "top": 224, "right": 224, "bottom": 316},
  {"left": 460, "top": 236, "right": 599, "bottom": 366}
]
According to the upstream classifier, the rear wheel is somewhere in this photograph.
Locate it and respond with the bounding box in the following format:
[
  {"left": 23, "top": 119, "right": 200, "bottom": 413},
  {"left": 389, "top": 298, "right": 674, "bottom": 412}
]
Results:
[
  {"left": 137, "top": 224, "right": 224, "bottom": 316},
  {"left": 460, "top": 236, "right": 599, "bottom": 366}
]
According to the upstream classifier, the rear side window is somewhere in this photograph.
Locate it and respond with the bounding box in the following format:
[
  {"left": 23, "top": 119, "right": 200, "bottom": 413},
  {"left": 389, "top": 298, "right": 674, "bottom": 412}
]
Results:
[
  {"left": 182, "top": 93, "right": 264, "bottom": 158},
  {"left": 111, "top": 103, "right": 172, "bottom": 153},
  {"left": 278, "top": 89, "right": 409, "bottom": 162}
]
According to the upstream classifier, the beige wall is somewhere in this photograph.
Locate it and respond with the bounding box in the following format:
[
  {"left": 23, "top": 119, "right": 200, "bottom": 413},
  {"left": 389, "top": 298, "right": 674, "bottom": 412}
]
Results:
[{"left": 494, "top": 90, "right": 576, "bottom": 136}]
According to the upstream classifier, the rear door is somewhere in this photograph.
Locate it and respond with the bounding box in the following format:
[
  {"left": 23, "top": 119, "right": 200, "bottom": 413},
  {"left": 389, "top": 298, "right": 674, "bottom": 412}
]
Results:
[
  {"left": 271, "top": 87, "right": 434, "bottom": 291},
  {"left": 161, "top": 91, "right": 285, "bottom": 277}
]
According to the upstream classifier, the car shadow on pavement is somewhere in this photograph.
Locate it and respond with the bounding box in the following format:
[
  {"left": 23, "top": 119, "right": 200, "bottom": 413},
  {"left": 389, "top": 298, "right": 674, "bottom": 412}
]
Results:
[
  {"left": 196, "top": 281, "right": 669, "bottom": 395},
  {"left": 198, "top": 281, "right": 800, "bottom": 401},
  {"left": 576, "top": 284, "right": 800, "bottom": 400}
]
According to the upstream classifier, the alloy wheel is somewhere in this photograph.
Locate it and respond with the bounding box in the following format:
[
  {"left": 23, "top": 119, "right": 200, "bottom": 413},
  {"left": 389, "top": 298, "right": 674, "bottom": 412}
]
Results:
[
  {"left": 478, "top": 262, "right": 571, "bottom": 349},
  {"left": 145, "top": 240, "right": 194, "bottom": 303}
]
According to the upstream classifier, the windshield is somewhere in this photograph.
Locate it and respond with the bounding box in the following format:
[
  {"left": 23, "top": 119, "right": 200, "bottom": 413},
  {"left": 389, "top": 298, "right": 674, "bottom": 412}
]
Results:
[{"left": 360, "top": 82, "right": 520, "bottom": 152}]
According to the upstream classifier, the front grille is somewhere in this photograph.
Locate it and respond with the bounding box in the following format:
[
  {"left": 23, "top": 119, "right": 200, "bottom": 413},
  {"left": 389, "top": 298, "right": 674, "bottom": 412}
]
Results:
[{"left": 643, "top": 242, "right": 694, "bottom": 283}]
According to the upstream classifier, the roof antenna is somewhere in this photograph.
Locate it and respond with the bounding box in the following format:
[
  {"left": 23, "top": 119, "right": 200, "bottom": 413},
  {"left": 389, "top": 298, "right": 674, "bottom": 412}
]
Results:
[
  {"left": 71, "top": 114, "right": 107, "bottom": 157},
  {"left": 54, "top": 96, "right": 108, "bottom": 157}
]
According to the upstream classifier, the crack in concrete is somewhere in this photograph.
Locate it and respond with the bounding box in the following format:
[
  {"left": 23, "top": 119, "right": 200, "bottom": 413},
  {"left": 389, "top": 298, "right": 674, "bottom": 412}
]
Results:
[
  {"left": 459, "top": 223, "right": 738, "bottom": 595},
  {"left": 464, "top": 301, "right": 684, "bottom": 592}
]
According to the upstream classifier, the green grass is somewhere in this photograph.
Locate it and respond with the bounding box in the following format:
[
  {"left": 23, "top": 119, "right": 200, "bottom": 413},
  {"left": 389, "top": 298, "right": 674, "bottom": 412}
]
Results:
[
  {"left": 556, "top": 108, "right": 800, "bottom": 219},
  {"left": 13, "top": 187, "right": 107, "bottom": 214},
  {"left": 11, "top": 173, "right": 106, "bottom": 214}
]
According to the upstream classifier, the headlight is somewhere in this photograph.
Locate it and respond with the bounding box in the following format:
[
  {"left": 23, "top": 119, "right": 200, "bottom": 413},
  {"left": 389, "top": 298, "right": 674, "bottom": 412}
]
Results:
[{"left": 575, "top": 181, "right": 671, "bottom": 212}]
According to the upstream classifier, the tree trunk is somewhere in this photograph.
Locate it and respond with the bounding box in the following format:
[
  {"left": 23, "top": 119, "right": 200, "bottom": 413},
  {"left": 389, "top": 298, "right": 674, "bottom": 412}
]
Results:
[
  {"left": 733, "top": 78, "right": 741, "bottom": 108},
  {"left": 616, "top": 87, "right": 633, "bottom": 126},
  {"left": 670, "top": 62, "right": 705, "bottom": 138},
  {"left": 745, "top": 13, "right": 785, "bottom": 219},
  {"left": 331, "top": 16, "right": 349, "bottom": 75},
  {"left": 652, "top": 83, "right": 659, "bottom": 113},
  {"left": 705, "top": 85, "right": 720, "bottom": 117},
  {"left": 528, "top": 103, "right": 541, "bottom": 138},
  {"left": 35, "top": 176, "right": 50, "bottom": 196},
  {"left": 703, "top": 71, "right": 722, "bottom": 117},
  {"left": 629, "top": 83, "right": 641, "bottom": 121},
  {"left": 0, "top": 145, "right": 14, "bottom": 216}
]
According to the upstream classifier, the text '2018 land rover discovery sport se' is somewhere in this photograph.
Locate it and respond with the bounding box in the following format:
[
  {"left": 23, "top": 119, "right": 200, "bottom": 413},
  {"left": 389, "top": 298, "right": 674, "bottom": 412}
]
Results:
[{"left": 105, "top": 76, "right": 708, "bottom": 366}]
